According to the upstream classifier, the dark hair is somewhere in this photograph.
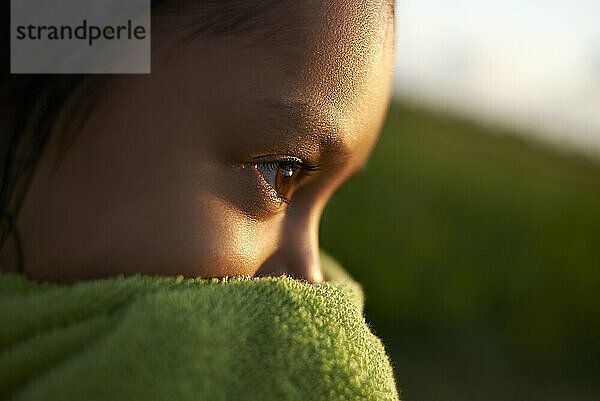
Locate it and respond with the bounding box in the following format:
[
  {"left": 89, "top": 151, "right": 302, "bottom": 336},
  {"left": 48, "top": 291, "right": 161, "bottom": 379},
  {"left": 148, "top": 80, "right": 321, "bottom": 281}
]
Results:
[{"left": 0, "top": 0, "right": 394, "bottom": 271}]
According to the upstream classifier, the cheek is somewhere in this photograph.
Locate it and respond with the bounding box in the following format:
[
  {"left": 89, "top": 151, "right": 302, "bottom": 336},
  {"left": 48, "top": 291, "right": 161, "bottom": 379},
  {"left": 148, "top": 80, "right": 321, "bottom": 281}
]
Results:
[
  {"left": 18, "top": 127, "right": 280, "bottom": 281},
  {"left": 189, "top": 169, "right": 287, "bottom": 277},
  {"left": 21, "top": 174, "right": 278, "bottom": 281},
  {"left": 181, "top": 194, "right": 280, "bottom": 278}
]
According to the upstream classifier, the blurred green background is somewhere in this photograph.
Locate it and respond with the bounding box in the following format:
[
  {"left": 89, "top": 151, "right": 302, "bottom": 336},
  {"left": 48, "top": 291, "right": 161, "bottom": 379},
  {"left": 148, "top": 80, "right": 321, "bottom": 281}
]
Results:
[{"left": 320, "top": 101, "right": 600, "bottom": 401}]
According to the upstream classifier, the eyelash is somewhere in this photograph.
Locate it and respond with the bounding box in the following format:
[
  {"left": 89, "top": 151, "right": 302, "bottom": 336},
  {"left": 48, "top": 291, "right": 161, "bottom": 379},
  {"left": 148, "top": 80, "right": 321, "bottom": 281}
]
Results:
[{"left": 257, "top": 159, "right": 321, "bottom": 176}]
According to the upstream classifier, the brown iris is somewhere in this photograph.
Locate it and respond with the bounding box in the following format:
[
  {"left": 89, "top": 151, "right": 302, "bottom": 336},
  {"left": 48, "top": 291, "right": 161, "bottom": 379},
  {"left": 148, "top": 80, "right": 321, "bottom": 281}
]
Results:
[
  {"left": 256, "top": 160, "right": 302, "bottom": 201},
  {"left": 274, "top": 163, "right": 299, "bottom": 200}
]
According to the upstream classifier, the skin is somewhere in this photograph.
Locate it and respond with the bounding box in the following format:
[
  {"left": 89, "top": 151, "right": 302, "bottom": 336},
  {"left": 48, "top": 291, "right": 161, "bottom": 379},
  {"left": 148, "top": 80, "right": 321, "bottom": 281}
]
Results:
[{"left": 0, "top": 0, "right": 394, "bottom": 283}]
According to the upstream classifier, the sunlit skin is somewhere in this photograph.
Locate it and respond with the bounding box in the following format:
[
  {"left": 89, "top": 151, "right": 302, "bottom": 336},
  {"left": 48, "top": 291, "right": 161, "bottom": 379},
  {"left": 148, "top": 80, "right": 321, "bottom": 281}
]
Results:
[{"left": 0, "top": 0, "right": 394, "bottom": 283}]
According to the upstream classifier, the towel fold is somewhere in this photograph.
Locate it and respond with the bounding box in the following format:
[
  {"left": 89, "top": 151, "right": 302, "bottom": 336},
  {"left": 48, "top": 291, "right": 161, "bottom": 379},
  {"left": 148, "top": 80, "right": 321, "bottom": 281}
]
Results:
[{"left": 0, "top": 252, "right": 399, "bottom": 401}]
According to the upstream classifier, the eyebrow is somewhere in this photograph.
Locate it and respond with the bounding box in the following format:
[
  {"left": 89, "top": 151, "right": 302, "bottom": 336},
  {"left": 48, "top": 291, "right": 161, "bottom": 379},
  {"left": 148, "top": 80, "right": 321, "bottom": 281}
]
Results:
[{"left": 250, "top": 98, "right": 353, "bottom": 166}]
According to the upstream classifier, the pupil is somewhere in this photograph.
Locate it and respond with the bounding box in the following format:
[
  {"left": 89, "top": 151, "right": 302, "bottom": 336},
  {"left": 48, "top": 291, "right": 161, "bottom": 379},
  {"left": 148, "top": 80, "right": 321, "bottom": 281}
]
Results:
[{"left": 281, "top": 166, "right": 294, "bottom": 177}]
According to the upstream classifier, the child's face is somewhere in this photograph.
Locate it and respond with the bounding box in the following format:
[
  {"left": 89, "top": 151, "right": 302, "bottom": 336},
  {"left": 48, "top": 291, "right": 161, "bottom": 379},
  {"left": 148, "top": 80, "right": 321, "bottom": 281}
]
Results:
[{"left": 13, "top": 1, "right": 394, "bottom": 282}]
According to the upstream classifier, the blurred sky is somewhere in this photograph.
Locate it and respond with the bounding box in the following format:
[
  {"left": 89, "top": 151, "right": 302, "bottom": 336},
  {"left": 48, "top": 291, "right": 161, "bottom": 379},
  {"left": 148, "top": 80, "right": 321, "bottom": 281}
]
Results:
[{"left": 393, "top": 0, "right": 600, "bottom": 155}]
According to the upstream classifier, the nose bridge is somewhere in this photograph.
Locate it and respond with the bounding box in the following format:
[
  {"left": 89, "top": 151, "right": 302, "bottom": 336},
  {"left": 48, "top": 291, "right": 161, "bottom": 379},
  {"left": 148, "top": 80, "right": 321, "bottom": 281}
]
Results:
[{"left": 256, "top": 208, "right": 323, "bottom": 283}]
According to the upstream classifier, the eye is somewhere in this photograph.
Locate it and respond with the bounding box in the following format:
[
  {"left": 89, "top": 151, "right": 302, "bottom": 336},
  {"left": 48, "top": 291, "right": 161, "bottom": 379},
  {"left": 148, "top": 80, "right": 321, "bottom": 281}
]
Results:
[
  {"left": 255, "top": 160, "right": 301, "bottom": 202},
  {"left": 253, "top": 156, "right": 319, "bottom": 202}
]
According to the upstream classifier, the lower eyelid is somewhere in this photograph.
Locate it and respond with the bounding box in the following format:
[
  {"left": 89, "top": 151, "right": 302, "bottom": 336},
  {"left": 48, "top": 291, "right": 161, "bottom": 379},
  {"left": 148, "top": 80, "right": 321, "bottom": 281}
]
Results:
[
  {"left": 254, "top": 166, "right": 278, "bottom": 197},
  {"left": 218, "top": 165, "right": 281, "bottom": 221},
  {"left": 249, "top": 165, "right": 288, "bottom": 212}
]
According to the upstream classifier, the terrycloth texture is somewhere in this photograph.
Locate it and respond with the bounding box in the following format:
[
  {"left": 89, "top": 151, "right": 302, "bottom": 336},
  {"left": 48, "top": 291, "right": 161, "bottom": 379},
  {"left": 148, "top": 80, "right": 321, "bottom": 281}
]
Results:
[{"left": 0, "top": 253, "right": 399, "bottom": 401}]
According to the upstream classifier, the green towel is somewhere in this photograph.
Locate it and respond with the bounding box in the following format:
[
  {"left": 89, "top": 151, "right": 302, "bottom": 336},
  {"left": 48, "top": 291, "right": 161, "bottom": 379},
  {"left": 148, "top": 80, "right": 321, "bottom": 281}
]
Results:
[{"left": 0, "top": 253, "right": 399, "bottom": 401}]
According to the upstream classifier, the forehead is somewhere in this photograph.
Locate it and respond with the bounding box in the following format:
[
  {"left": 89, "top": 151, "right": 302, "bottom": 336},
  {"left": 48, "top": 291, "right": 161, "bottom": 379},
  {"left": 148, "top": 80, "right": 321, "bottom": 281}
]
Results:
[
  {"left": 284, "top": 0, "right": 394, "bottom": 105},
  {"left": 151, "top": 0, "right": 394, "bottom": 164}
]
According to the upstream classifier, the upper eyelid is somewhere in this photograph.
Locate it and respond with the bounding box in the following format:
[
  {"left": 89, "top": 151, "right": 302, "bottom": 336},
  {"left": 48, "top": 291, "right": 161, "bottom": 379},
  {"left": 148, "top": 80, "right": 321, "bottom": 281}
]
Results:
[
  {"left": 248, "top": 154, "right": 302, "bottom": 165},
  {"left": 247, "top": 154, "right": 322, "bottom": 171}
]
